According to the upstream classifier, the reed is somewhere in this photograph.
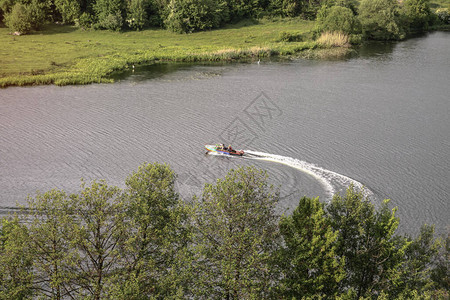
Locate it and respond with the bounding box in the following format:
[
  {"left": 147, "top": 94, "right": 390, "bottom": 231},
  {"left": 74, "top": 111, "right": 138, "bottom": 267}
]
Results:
[{"left": 316, "top": 31, "right": 350, "bottom": 48}]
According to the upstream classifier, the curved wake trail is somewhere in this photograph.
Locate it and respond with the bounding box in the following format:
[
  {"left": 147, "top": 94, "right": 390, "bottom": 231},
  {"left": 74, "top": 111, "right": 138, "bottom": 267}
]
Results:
[{"left": 244, "top": 150, "right": 373, "bottom": 199}]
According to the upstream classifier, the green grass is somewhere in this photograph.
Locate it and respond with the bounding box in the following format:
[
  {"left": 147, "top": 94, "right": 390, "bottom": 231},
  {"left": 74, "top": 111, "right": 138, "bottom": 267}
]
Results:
[{"left": 0, "top": 18, "right": 317, "bottom": 87}]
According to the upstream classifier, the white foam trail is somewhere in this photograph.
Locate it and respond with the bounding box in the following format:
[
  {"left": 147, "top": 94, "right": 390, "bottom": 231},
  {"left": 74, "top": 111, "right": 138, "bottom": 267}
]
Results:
[{"left": 244, "top": 150, "right": 372, "bottom": 199}]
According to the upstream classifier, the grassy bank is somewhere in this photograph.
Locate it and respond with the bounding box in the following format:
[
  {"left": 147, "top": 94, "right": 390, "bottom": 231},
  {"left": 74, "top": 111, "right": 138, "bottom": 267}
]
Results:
[{"left": 0, "top": 19, "right": 318, "bottom": 87}]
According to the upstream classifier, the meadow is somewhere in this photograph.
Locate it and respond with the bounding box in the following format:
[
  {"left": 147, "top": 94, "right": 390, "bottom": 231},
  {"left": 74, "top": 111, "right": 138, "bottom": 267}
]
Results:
[{"left": 0, "top": 18, "right": 317, "bottom": 87}]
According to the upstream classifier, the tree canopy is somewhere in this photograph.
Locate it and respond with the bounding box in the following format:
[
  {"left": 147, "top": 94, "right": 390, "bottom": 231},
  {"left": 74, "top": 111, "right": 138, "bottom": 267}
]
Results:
[{"left": 0, "top": 165, "right": 448, "bottom": 298}]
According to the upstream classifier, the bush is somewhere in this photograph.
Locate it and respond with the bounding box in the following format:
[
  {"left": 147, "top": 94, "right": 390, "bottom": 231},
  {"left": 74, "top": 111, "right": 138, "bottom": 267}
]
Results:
[
  {"left": 126, "top": 0, "right": 147, "bottom": 30},
  {"left": 4, "top": 0, "right": 46, "bottom": 33},
  {"left": 97, "top": 10, "right": 123, "bottom": 30},
  {"left": 401, "top": 0, "right": 433, "bottom": 31},
  {"left": 436, "top": 8, "right": 450, "bottom": 24},
  {"left": 54, "top": 0, "right": 81, "bottom": 24},
  {"left": 358, "top": 0, "right": 405, "bottom": 40},
  {"left": 277, "top": 31, "right": 303, "bottom": 42},
  {"left": 93, "top": 0, "right": 125, "bottom": 30},
  {"left": 165, "top": 0, "right": 227, "bottom": 33},
  {"left": 4, "top": 3, "right": 32, "bottom": 33},
  {"left": 76, "top": 12, "right": 94, "bottom": 29},
  {"left": 317, "top": 5, "right": 360, "bottom": 34}
]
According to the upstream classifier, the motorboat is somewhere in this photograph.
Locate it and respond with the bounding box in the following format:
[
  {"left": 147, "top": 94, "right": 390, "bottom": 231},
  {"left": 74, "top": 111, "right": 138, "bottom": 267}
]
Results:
[{"left": 205, "top": 144, "right": 244, "bottom": 156}]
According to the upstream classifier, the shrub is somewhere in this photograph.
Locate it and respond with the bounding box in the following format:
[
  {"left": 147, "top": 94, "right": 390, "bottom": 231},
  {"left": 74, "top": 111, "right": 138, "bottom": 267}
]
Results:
[
  {"left": 93, "top": 0, "right": 125, "bottom": 30},
  {"left": 277, "top": 31, "right": 303, "bottom": 42},
  {"left": 76, "top": 12, "right": 94, "bottom": 29},
  {"left": 358, "top": 0, "right": 405, "bottom": 40},
  {"left": 436, "top": 8, "right": 450, "bottom": 24},
  {"left": 165, "top": 0, "right": 227, "bottom": 33},
  {"left": 54, "top": 0, "right": 81, "bottom": 24},
  {"left": 126, "top": 0, "right": 147, "bottom": 30},
  {"left": 4, "top": 2, "right": 32, "bottom": 33},
  {"left": 401, "top": 0, "right": 433, "bottom": 31},
  {"left": 317, "top": 5, "right": 360, "bottom": 34},
  {"left": 4, "top": 0, "right": 47, "bottom": 33}
]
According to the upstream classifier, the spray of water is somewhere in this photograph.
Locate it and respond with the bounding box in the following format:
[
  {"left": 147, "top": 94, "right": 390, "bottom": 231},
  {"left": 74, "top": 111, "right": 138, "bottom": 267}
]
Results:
[{"left": 243, "top": 150, "right": 372, "bottom": 199}]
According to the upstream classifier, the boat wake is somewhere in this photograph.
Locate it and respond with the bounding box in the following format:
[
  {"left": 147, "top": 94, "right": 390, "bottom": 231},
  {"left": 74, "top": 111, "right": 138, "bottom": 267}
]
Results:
[{"left": 243, "top": 150, "right": 373, "bottom": 199}]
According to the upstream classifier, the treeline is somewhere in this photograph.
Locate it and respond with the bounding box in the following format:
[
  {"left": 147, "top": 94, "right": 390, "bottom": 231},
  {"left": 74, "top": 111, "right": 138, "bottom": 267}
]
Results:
[
  {"left": 1, "top": 0, "right": 449, "bottom": 38},
  {"left": 1, "top": 163, "right": 448, "bottom": 299}
]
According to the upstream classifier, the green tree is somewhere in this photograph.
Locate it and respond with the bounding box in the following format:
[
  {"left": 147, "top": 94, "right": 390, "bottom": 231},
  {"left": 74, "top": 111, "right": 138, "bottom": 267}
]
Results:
[
  {"left": 397, "top": 224, "right": 441, "bottom": 295},
  {"left": 69, "top": 180, "right": 128, "bottom": 300},
  {"left": 326, "top": 185, "right": 407, "bottom": 298},
  {"left": 4, "top": 2, "right": 33, "bottom": 33},
  {"left": 93, "top": 0, "right": 125, "bottom": 30},
  {"left": 401, "top": 0, "right": 432, "bottom": 31},
  {"left": 26, "top": 190, "right": 78, "bottom": 299},
  {"left": 192, "top": 166, "right": 280, "bottom": 299},
  {"left": 54, "top": 0, "right": 81, "bottom": 24},
  {"left": 316, "top": 5, "right": 360, "bottom": 34},
  {"left": 126, "top": 0, "right": 147, "bottom": 29},
  {"left": 358, "top": 0, "right": 405, "bottom": 40},
  {"left": 0, "top": 216, "right": 34, "bottom": 299},
  {"left": 430, "top": 231, "right": 449, "bottom": 291},
  {"left": 277, "top": 196, "right": 345, "bottom": 298},
  {"left": 165, "top": 0, "right": 227, "bottom": 33},
  {"left": 117, "top": 162, "right": 191, "bottom": 298}
]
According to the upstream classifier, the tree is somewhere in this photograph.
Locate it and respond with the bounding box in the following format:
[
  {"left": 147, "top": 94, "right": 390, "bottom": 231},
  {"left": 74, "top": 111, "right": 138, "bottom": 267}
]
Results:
[
  {"left": 26, "top": 190, "right": 78, "bottom": 299},
  {"left": 93, "top": 0, "right": 125, "bottom": 30},
  {"left": 316, "top": 5, "right": 360, "bottom": 34},
  {"left": 0, "top": 216, "right": 34, "bottom": 299},
  {"left": 192, "top": 166, "right": 280, "bottom": 299},
  {"left": 165, "top": 0, "right": 227, "bottom": 33},
  {"left": 277, "top": 196, "right": 345, "bottom": 298},
  {"left": 126, "top": 0, "right": 148, "bottom": 29},
  {"left": 326, "top": 185, "right": 407, "bottom": 298},
  {"left": 401, "top": 0, "right": 432, "bottom": 31},
  {"left": 4, "top": 2, "right": 33, "bottom": 33},
  {"left": 430, "top": 231, "right": 449, "bottom": 291},
  {"left": 400, "top": 224, "right": 441, "bottom": 292},
  {"left": 358, "top": 0, "right": 405, "bottom": 40},
  {"left": 117, "top": 162, "right": 191, "bottom": 298},
  {"left": 54, "top": 0, "right": 81, "bottom": 24},
  {"left": 69, "top": 180, "right": 128, "bottom": 299}
]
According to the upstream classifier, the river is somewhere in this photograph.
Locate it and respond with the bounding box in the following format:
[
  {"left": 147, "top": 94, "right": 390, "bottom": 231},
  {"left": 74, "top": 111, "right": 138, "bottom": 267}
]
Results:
[{"left": 1, "top": 31, "right": 449, "bottom": 234}]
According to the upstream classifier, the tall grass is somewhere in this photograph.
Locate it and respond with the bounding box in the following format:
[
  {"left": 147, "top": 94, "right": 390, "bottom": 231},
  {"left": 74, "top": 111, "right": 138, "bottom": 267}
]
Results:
[{"left": 316, "top": 32, "right": 350, "bottom": 48}]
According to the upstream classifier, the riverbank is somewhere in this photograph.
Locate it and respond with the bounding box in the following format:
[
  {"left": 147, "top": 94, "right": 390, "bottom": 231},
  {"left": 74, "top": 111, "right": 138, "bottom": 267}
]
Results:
[{"left": 0, "top": 18, "right": 322, "bottom": 88}]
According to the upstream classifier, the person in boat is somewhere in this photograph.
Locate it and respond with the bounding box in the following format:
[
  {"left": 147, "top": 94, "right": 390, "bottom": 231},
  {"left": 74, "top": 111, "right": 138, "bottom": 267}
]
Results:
[{"left": 228, "top": 145, "right": 233, "bottom": 152}]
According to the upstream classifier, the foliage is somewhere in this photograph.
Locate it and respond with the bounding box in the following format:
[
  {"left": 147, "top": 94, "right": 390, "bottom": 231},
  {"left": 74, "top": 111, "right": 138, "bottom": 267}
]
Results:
[
  {"left": 192, "top": 166, "right": 281, "bottom": 298},
  {"left": 358, "top": 0, "right": 406, "bottom": 40},
  {"left": 316, "top": 5, "right": 360, "bottom": 34},
  {"left": 4, "top": 2, "right": 32, "bottom": 33},
  {"left": 120, "top": 162, "right": 191, "bottom": 298},
  {"left": 126, "top": 0, "right": 147, "bottom": 30},
  {"left": 54, "top": 0, "right": 81, "bottom": 24},
  {"left": 164, "top": 0, "right": 227, "bottom": 33},
  {"left": 326, "top": 185, "right": 407, "bottom": 298},
  {"left": 277, "top": 196, "right": 345, "bottom": 298},
  {"left": 76, "top": 11, "right": 94, "bottom": 28},
  {"left": 430, "top": 232, "right": 449, "bottom": 290},
  {"left": 26, "top": 190, "right": 78, "bottom": 299},
  {"left": 70, "top": 180, "right": 128, "bottom": 299},
  {"left": 401, "top": 0, "right": 433, "bottom": 31},
  {"left": 0, "top": 216, "right": 34, "bottom": 299},
  {"left": 391, "top": 224, "right": 443, "bottom": 298},
  {"left": 93, "top": 0, "right": 125, "bottom": 30},
  {"left": 435, "top": 8, "right": 450, "bottom": 24}
]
